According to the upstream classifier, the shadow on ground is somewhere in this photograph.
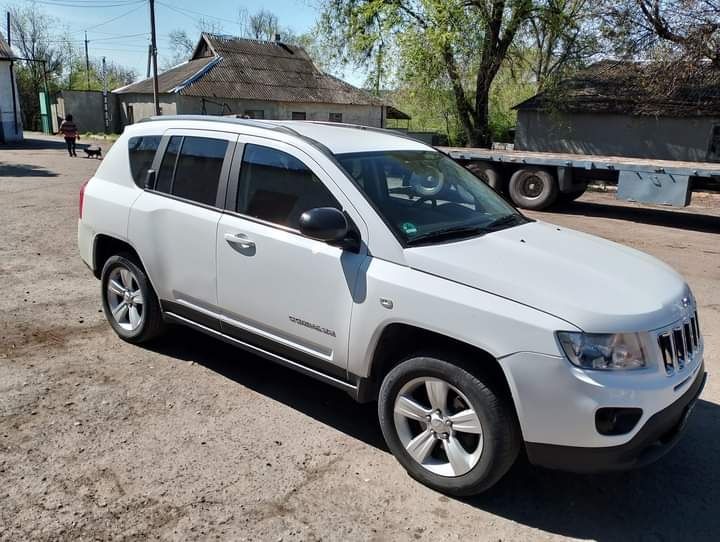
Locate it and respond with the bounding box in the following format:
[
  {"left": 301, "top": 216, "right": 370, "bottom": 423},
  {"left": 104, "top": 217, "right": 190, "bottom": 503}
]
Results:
[
  {"left": 552, "top": 198, "right": 720, "bottom": 235},
  {"left": 0, "top": 163, "right": 59, "bottom": 177},
  {"left": 1, "top": 136, "right": 70, "bottom": 150},
  {"left": 150, "top": 327, "right": 719, "bottom": 541}
]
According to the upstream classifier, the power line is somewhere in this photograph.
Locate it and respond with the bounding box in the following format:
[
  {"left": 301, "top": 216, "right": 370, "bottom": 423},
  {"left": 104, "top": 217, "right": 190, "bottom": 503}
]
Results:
[
  {"left": 84, "top": 3, "right": 145, "bottom": 31},
  {"left": 157, "top": 1, "right": 237, "bottom": 27},
  {"left": 35, "top": 0, "right": 142, "bottom": 8}
]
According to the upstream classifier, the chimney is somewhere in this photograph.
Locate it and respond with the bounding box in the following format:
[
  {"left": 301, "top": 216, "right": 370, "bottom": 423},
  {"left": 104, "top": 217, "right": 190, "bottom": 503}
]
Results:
[{"left": 274, "top": 33, "right": 281, "bottom": 42}]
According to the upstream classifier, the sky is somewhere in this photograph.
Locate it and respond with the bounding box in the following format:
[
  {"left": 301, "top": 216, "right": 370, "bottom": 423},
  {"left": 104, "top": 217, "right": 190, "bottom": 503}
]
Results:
[{"left": 19, "top": 0, "right": 364, "bottom": 85}]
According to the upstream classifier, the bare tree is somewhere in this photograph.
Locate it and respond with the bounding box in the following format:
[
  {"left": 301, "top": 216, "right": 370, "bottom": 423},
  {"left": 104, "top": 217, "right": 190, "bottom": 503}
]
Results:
[
  {"left": 7, "top": 4, "right": 71, "bottom": 129},
  {"left": 603, "top": 0, "right": 720, "bottom": 67}
]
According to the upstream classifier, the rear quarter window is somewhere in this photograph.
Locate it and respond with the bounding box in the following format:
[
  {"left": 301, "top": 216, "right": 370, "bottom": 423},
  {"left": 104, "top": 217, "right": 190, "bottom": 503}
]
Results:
[{"left": 128, "top": 135, "right": 162, "bottom": 187}]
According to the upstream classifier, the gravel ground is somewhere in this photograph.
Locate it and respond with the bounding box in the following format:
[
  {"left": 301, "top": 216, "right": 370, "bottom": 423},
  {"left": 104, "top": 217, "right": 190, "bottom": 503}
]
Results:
[{"left": 1, "top": 134, "right": 719, "bottom": 541}]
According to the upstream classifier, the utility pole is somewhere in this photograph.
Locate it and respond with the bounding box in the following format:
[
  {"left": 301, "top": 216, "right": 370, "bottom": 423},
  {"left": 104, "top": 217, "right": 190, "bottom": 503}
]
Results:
[
  {"left": 6, "top": 11, "right": 10, "bottom": 45},
  {"left": 148, "top": 0, "right": 160, "bottom": 116},
  {"left": 102, "top": 56, "right": 110, "bottom": 133},
  {"left": 146, "top": 43, "right": 151, "bottom": 79},
  {"left": 84, "top": 31, "right": 91, "bottom": 90}
]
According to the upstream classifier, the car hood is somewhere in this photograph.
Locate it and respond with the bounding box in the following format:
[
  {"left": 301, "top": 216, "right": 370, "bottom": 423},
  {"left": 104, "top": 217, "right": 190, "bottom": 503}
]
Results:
[{"left": 404, "top": 221, "right": 689, "bottom": 332}]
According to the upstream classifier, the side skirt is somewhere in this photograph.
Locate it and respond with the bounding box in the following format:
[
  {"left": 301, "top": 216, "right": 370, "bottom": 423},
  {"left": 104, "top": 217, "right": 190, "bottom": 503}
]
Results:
[{"left": 162, "top": 309, "right": 372, "bottom": 400}]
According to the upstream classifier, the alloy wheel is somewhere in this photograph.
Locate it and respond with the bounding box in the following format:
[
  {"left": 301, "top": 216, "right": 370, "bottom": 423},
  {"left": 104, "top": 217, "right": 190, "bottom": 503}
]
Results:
[
  {"left": 106, "top": 266, "right": 145, "bottom": 331},
  {"left": 393, "top": 377, "right": 484, "bottom": 477}
]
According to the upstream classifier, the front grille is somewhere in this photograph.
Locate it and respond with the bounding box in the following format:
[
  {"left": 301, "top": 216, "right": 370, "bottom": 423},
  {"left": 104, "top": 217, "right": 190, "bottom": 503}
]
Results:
[{"left": 659, "top": 310, "right": 700, "bottom": 374}]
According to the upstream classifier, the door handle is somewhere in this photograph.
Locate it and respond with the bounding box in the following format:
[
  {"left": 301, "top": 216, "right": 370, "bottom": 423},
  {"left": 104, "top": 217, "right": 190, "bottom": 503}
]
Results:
[{"left": 224, "top": 232, "right": 256, "bottom": 249}]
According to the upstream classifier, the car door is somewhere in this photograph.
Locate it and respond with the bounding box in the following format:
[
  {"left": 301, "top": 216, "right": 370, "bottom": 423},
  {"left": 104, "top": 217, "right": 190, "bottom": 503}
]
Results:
[
  {"left": 129, "top": 129, "right": 237, "bottom": 319},
  {"left": 216, "top": 137, "right": 368, "bottom": 379}
]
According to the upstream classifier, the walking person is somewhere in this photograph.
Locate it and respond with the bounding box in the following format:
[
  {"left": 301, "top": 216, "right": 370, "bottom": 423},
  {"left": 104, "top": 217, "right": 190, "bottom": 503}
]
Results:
[{"left": 59, "top": 114, "right": 79, "bottom": 157}]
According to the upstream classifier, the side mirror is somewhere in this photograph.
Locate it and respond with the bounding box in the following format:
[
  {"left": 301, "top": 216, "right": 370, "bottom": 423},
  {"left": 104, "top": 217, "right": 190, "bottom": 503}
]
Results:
[
  {"left": 299, "top": 207, "right": 349, "bottom": 243},
  {"left": 144, "top": 169, "right": 156, "bottom": 189}
]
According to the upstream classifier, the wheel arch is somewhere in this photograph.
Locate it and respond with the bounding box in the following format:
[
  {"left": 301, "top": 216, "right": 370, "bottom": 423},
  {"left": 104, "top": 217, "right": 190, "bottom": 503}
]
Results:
[
  {"left": 364, "top": 323, "right": 516, "bottom": 410},
  {"left": 92, "top": 234, "right": 147, "bottom": 280}
]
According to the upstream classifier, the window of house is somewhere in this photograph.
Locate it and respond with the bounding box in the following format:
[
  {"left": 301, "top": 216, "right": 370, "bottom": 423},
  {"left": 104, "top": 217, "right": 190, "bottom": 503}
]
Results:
[
  {"left": 126, "top": 105, "right": 134, "bottom": 125},
  {"left": 237, "top": 144, "right": 340, "bottom": 229},
  {"left": 128, "top": 135, "right": 161, "bottom": 187},
  {"left": 291, "top": 112, "right": 306, "bottom": 120},
  {"left": 328, "top": 113, "right": 342, "bottom": 123},
  {"left": 244, "top": 110, "right": 265, "bottom": 119},
  {"left": 154, "top": 136, "right": 228, "bottom": 206}
]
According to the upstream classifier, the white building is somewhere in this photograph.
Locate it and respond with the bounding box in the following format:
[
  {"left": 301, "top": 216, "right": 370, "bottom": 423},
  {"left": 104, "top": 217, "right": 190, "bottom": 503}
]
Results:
[{"left": 0, "top": 33, "right": 22, "bottom": 143}]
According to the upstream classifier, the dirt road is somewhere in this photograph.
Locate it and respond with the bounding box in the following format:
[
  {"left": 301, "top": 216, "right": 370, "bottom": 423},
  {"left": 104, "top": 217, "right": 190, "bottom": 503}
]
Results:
[{"left": 1, "top": 134, "right": 718, "bottom": 541}]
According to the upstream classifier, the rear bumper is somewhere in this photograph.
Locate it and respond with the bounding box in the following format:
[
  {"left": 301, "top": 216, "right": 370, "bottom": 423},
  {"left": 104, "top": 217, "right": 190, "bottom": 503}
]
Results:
[
  {"left": 525, "top": 364, "right": 706, "bottom": 473},
  {"left": 77, "top": 219, "right": 95, "bottom": 272}
]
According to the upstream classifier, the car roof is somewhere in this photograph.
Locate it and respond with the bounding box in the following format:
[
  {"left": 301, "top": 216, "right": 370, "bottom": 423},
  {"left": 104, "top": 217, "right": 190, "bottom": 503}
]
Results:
[{"left": 136, "top": 115, "right": 431, "bottom": 155}]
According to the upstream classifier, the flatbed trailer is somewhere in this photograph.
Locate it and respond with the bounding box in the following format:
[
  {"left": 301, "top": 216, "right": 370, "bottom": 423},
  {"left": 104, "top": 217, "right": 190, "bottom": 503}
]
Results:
[{"left": 439, "top": 146, "right": 720, "bottom": 211}]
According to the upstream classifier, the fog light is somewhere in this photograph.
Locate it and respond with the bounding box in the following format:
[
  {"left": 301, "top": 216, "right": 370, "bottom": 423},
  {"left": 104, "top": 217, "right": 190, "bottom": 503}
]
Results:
[{"left": 595, "top": 408, "right": 643, "bottom": 435}]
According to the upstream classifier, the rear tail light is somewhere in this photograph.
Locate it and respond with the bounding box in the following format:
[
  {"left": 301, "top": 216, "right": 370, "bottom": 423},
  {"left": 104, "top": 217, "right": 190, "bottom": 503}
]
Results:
[{"left": 79, "top": 178, "right": 91, "bottom": 219}]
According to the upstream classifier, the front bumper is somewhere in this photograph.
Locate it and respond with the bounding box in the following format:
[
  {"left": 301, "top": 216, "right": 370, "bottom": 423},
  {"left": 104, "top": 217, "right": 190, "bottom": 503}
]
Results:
[{"left": 525, "top": 363, "right": 706, "bottom": 473}]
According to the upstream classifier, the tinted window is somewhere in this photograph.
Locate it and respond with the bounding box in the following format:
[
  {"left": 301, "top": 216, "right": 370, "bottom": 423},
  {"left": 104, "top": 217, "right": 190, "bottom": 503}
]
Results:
[
  {"left": 128, "top": 135, "right": 161, "bottom": 187},
  {"left": 238, "top": 144, "right": 340, "bottom": 229},
  {"left": 171, "top": 137, "right": 228, "bottom": 206},
  {"left": 155, "top": 136, "right": 181, "bottom": 193}
]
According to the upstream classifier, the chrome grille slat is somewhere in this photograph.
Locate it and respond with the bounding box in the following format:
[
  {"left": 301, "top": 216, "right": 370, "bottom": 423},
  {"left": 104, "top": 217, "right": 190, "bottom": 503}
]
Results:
[{"left": 658, "top": 308, "right": 701, "bottom": 376}]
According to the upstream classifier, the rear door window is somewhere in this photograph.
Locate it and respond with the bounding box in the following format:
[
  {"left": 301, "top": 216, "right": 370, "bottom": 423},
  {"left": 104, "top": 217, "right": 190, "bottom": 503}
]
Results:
[
  {"left": 154, "top": 136, "right": 228, "bottom": 207},
  {"left": 128, "top": 135, "right": 161, "bottom": 187},
  {"left": 155, "top": 136, "right": 181, "bottom": 194},
  {"left": 172, "top": 137, "right": 228, "bottom": 206}
]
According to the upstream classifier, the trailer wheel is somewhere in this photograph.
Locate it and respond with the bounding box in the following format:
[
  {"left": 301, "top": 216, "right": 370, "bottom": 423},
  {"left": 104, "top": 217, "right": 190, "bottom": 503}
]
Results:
[
  {"left": 467, "top": 162, "right": 505, "bottom": 193},
  {"left": 508, "top": 168, "right": 558, "bottom": 210}
]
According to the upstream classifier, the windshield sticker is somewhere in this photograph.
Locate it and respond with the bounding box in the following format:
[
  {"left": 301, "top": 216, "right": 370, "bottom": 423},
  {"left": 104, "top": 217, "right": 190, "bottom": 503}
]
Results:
[{"left": 401, "top": 222, "right": 418, "bottom": 235}]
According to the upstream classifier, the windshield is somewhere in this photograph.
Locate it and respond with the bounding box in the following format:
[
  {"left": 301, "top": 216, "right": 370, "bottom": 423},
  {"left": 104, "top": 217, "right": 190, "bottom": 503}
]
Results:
[{"left": 336, "top": 150, "right": 526, "bottom": 245}]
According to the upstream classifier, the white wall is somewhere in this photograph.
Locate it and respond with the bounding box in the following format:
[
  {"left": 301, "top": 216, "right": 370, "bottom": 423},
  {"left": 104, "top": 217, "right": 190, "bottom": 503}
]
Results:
[
  {"left": 116, "top": 94, "right": 384, "bottom": 128},
  {"left": 0, "top": 60, "right": 23, "bottom": 142}
]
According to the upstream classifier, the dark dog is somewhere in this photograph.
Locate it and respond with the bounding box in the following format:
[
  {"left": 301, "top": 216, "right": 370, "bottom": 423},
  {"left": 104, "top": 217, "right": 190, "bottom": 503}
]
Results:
[{"left": 84, "top": 146, "right": 102, "bottom": 159}]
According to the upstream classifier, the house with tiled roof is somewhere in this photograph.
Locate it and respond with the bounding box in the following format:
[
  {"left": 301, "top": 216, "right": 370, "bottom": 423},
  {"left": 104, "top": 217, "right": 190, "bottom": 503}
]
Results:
[{"left": 113, "top": 33, "right": 407, "bottom": 128}]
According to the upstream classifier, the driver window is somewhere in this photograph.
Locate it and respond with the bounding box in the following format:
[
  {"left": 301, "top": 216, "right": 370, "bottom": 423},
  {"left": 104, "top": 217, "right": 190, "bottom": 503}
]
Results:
[{"left": 237, "top": 144, "right": 341, "bottom": 229}]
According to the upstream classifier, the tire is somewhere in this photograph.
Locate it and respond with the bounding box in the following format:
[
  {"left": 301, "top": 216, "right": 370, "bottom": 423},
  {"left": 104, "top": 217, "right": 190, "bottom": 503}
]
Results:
[
  {"left": 466, "top": 162, "right": 505, "bottom": 193},
  {"left": 100, "top": 254, "right": 166, "bottom": 344},
  {"left": 508, "top": 167, "right": 558, "bottom": 210},
  {"left": 378, "top": 353, "right": 521, "bottom": 496}
]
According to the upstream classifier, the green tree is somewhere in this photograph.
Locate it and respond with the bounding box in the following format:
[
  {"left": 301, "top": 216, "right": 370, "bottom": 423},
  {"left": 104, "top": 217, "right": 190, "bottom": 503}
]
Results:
[{"left": 318, "top": 0, "right": 536, "bottom": 147}]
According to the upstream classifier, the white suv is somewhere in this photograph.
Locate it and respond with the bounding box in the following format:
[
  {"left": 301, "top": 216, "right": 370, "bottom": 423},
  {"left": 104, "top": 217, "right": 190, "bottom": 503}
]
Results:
[{"left": 78, "top": 116, "right": 706, "bottom": 495}]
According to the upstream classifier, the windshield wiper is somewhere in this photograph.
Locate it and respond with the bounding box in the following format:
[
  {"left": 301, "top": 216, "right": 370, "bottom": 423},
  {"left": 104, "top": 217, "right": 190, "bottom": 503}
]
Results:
[
  {"left": 483, "top": 214, "right": 525, "bottom": 231},
  {"left": 406, "top": 225, "right": 487, "bottom": 246}
]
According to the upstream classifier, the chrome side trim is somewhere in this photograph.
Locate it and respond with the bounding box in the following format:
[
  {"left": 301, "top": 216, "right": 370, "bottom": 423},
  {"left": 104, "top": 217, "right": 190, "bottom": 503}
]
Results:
[{"left": 164, "top": 311, "right": 358, "bottom": 393}]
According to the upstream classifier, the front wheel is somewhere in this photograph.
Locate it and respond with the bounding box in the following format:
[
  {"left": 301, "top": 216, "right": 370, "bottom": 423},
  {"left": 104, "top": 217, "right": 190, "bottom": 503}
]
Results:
[
  {"left": 378, "top": 354, "right": 521, "bottom": 496},
  {"left": 101, "top": 254, "right": 166, "bottom": 344}
]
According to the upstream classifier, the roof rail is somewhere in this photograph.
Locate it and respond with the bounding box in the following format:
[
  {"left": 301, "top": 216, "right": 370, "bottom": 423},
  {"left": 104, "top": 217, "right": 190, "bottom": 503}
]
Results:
[
  {"left": 138, "top": 114, "right": 285, "bottom": 131},
  {"left": 136, "top": 114, "right": 335, "bottom": 158}
]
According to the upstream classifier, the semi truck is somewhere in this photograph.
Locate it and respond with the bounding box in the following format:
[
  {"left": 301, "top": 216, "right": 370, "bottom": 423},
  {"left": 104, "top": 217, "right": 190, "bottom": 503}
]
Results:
[{"left": 441, "top": 146, "right": 720, "bottom": 211}]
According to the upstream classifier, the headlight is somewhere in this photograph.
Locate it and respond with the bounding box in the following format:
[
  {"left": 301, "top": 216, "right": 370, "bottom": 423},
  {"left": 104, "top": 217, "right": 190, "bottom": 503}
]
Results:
[{"left": 557, "top": 332, "right": 647, "bottom": 370}]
